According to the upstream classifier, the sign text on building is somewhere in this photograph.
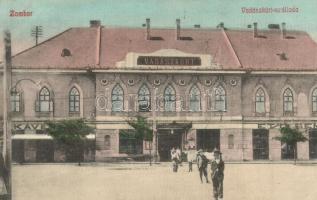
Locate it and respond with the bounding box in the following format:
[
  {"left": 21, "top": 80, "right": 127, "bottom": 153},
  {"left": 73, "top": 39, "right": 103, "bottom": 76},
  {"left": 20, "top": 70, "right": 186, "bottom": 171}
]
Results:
[{"left": 137, "top": 56, "right": 201, "bottom": 66}]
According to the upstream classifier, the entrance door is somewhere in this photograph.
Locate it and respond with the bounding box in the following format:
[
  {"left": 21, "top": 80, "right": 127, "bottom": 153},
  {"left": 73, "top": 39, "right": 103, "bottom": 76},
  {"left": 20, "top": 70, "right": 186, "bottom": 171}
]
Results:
[
  {"left": 252, "top": 129, "right": 269, "bottom": 160},
  {"left": 158, "top": 129, "right": 182, "bottom": 161},
  {"left": 197, "top": 129, "right": 220, "bottom": 152},
  {"left": 309, "top": 129, "right": 317, "bottom": 159}
]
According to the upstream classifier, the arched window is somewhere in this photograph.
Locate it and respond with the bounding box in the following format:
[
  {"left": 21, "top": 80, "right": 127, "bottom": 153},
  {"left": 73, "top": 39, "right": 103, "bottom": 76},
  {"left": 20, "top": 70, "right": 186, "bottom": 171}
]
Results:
[
  {"left": 10, "top": 88, "right": 21, "bottom": 112},
  {"left": 39, "top": 87, "right": 52, "bottom": 112},
  {"left": 138, "top": 84, "right": 151, "bottom": 112},
  {"left": 112, "top": 84, "right": 124, "bottom": 112},
  {"left": 164, "top": 85, "right": 176, "bottom": 111},
  {"left": 69, "top": 87, "right": 80, "bottom": 112},
  {"left": 189, "top": 85, "right": 201, "bottom": 111},
  {"left": 283, "top": 88, "right": 293, "bottom": 113},
  {"left": 255, "top": 88, "right": 265, "bottom": 113},
  {"left": 313, "top": 88, "right": 317, "bottom": 113},
  {"left": 215, "top": 86, "right": 226, "bottom": 111}
]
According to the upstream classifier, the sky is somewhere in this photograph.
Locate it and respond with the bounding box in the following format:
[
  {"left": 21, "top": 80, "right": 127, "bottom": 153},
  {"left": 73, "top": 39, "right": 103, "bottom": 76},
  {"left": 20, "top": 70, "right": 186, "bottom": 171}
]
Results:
[{"left": 0, "top": 0, "right": 317, "bottom": 61}]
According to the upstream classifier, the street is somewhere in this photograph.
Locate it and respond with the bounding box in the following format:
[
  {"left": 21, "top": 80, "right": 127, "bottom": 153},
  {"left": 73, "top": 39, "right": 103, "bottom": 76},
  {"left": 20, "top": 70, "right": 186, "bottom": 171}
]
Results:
[{"left": 12, "top": 163, "right": 317, "bottom": 200}]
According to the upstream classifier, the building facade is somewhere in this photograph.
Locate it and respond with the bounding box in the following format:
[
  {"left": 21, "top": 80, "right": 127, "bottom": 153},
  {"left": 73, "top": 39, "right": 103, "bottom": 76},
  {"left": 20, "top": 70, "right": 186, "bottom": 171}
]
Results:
[{"left": 1, "top": 19, "right": 317, "bottom": 162}]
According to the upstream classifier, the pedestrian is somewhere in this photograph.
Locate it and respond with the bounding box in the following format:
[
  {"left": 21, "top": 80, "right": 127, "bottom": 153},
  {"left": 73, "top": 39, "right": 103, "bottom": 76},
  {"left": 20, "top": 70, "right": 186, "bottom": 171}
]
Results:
[
  {"left": 186, "top": 147, "right": 196, "bottom": 172},
  {"left": 196, "top": 149, "right": 209, "bottom": 183},
  {"left": 171, "top": 147, "right": 178, "bottom": 172},
  {"left": 210, "top": 148, "right": 225, "bottom": 200},
  {"left": 176, "top": 147, "right": 182, "bottom": 166}
]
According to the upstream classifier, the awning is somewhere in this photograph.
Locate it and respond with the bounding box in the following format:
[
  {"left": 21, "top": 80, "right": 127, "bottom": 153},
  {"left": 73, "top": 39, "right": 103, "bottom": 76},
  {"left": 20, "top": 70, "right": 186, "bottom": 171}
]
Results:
[{"left": 12, "top": 133, "right": 96, "bottom": 140}]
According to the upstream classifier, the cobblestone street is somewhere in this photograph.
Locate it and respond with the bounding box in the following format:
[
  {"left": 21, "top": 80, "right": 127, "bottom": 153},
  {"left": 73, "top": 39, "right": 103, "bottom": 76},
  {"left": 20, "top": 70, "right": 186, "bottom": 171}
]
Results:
[{"left": 12, "top": 163, "right": 317, "bottom": 200}]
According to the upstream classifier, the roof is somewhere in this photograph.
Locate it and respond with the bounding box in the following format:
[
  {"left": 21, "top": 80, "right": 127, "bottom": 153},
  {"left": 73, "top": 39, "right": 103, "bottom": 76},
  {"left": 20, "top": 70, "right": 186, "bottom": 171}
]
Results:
[
  {"left": 226, "top": 29, "right": 317, "bottom": 70},
  {"left": 11, "top": 26, "right": 317, "bottom": 71}
]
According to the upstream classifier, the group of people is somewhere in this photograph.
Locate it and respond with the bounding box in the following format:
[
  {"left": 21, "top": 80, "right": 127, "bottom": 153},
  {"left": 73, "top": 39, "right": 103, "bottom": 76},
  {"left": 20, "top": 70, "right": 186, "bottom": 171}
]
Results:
[{"left": 170, "top": 147, "right": 225, "bottom": 200}]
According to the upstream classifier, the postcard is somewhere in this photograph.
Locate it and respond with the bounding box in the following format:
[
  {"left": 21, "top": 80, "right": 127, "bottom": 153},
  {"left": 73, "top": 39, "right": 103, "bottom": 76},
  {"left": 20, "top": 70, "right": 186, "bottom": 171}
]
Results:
[{"left": 0, "top": 0, "right": 317, "bottom": 200}]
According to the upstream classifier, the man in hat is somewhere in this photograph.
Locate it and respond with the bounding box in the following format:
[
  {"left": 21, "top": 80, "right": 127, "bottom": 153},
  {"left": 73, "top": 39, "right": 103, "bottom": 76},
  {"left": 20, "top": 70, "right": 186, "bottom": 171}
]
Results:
[
  {"left": 210, "top": 148, "right": 225, "bottom": 200},
  {"left": 196, "top": 149, "right": 209, "bottom": 183}
]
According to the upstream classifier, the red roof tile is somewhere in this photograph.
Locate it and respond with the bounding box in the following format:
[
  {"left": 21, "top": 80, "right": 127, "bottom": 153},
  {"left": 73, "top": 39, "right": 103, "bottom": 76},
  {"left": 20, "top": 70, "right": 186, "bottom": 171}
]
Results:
[
  {"left": 226, "top": 29, "right": 317, "bottom": 70},
  {"left": 11, "top": 26, "right": 317, "bottom": 71},
  {"left": 12, "top": 28, "right": 99, "bottom": 69}
]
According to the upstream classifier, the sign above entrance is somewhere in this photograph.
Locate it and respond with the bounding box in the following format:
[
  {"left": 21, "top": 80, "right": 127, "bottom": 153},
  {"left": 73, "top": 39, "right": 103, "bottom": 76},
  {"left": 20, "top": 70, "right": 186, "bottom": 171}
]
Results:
[
  {"left": 137, "top": 56, "right": 201, "bottom": 66},
  {"left": 116, "top": 49, "right": 222, "bottom": 69}
]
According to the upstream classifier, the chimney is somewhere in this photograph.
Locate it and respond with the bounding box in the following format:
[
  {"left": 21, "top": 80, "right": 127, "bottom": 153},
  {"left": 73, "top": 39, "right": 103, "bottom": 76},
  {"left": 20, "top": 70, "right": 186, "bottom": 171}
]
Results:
[
  {"left": 90, "top": 20, "right": 101, "bottom": 27},
  {"left": 217, "top": 22, "right": 224, "bottom": 29},
  {"left": 253, "top": 22, "right": 258, "bottom": 38},
  {"left": 176, "top": 19, "right": 180, "bottom": 40},
  {"left": 281, "top": 22, "right": 286, "bottom": 39},
  {"left": 146, "top": 18, "right": 151, "bottom": 40}
]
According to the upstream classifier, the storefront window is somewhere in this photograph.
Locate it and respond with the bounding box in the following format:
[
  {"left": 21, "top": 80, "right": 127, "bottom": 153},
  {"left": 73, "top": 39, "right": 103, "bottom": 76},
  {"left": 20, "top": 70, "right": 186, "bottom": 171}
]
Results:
[{"left": 119, "top": 130, "right": 143, "bottom": 154}]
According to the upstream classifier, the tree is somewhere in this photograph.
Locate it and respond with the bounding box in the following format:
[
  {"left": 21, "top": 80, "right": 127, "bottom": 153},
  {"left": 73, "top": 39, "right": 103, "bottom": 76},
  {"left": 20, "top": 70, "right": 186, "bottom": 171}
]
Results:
[
  {"left": 124, "top": 115, "right": 153, "bottom": 165},
  {"left": 273, "top": 124, "right": 307, "bottom": 164},
  {"left": 46, "top": 119, "right": 94, "bottom": 166}
]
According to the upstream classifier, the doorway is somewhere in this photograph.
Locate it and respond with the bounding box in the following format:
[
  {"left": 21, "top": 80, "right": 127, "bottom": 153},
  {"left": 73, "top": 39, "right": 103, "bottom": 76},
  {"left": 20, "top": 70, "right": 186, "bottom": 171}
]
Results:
[
  {"left": 157, "top": 129, "right": 182, "bottom": 161},
  {"left": 196, "top": 129, "right": 220, "bottom": 152},
  {"left": 309, "top": 129, "right": 317, "bottom": 159},
  {"left": 252, "top": 129, "right": 269, "bottom": 160}
]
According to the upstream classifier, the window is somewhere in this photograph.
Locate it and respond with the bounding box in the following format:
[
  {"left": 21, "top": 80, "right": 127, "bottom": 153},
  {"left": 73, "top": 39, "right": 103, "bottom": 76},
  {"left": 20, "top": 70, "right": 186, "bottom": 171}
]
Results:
[
  {"left": 206, "top": 89, "right": 212, "bottom": 111},
  {"left": 112, "top": 84, "right": 124, "bottom": 112},
  {"left": 104, "top": 135, "right": 111, "bottom": 150},
  {"left": 253, "top": 129, "right": 269, "bottom": 160},
  {"left": 189, "top": 85, "right": 201, "bottom": 111},
  {"left": 228, "top": 134, "right": 234, "bottom": 149},
  {"left": 138, "top": 84, "right": 151, "bottom": 112},
  {"left": 255, "top": 88, "right": 265, "bottom": 113},
  {"left": 38, "top": 87, "right": 52, "bottom": 112},
  {"left": 164, "top": 85, "right": 176, "bottom": 111},
  {"left": 283, "top": 88, "right": 293, "bottom": 113},
  {"left": 215, "top": 86, "right": 226, "bottom": 111},
  {"left": 69, "top": 87, "right": 80, "bottom": 112},
  {"left": 11, "top": 89, "right": 21, "bottom": 112},
  {"left": 179, "top": 96, "right": 185, "bottom": 111},
  {"left": 61, "top": 48, "right": 71, "bottom": 57},
  {"left": 119, "top": 130, "right": 143, "bottom": 154},
  {"left": 312, "top": 88, "right": 317, "bottom": 113}
]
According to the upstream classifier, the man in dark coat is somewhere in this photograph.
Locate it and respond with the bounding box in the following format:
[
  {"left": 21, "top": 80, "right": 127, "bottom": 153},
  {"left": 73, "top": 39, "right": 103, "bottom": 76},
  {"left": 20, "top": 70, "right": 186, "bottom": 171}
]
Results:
[
  {"left": 196, "top": 149, "right": 209, "bottom": 183},
  {"left": 210, "top": 148, "right": 225, "bottom": 200}
]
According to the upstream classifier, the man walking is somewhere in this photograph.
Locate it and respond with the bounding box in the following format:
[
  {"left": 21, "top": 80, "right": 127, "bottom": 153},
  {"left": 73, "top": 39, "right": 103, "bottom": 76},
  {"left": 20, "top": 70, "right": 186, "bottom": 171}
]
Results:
[
  {"left": 210, "top": 148, "right": 225, "bottom": 200},
  {"left": 171, "top": 147, "right": 178, "bottom": 172},
  {"left": 186, "top": 147, "right": 196, "bottom": 172},
  {"left": 196, "top": 149, "right": 209, "bottom": 183}
]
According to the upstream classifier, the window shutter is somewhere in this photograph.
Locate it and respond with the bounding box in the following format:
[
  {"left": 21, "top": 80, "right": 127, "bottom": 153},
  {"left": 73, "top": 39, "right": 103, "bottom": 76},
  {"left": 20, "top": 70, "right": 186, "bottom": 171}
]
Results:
[
  {"left": 49, "top": 100, "right": 54, "bottom": 112},
  {"left": 35, "top": 100, "right": 40, "bottom": 112}
]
